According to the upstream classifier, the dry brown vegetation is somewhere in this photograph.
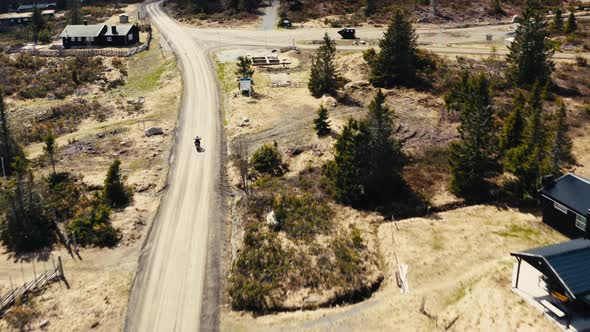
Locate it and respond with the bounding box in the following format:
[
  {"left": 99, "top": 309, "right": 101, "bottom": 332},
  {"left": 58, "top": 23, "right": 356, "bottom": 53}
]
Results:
[
  {"left": 0, "top": 28, "right": 182, "bottom": 331},
  {"left": 284, "top": 0, "right": 565, "bottom": 25}
]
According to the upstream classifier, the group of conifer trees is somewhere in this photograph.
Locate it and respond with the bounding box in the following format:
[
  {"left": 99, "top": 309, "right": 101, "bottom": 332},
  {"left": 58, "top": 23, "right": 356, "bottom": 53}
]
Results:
[{"left": 309, "top": 0, "right": 576, "bottom": 206}]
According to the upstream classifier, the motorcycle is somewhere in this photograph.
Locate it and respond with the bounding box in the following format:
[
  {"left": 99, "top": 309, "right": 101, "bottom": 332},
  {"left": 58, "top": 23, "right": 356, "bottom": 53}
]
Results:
[{"left": 194, "top": 136, "right": 205, "bottom": 153}]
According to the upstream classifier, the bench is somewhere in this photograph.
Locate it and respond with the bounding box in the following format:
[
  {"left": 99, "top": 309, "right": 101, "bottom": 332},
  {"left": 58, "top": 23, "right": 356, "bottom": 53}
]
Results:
[{"left": 540, "top": 299, "right": 566, "bottom": 318}]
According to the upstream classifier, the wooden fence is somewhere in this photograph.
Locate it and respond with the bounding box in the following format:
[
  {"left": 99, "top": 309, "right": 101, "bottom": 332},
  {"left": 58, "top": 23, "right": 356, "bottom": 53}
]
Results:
[
  {"left": 3, "top": 28, "right": 152, "bottom": 58},
  {"left": 0, "top": 256, "right": 66, "bottom": 315}
]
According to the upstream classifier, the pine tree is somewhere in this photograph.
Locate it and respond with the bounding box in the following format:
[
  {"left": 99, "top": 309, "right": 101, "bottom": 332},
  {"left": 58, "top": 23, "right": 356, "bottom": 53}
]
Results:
[
  {"left": 365, "top": 90, "right": 404, "bottom": 200},
  {"left": 550, "top": 7, "right": 563, "bottom": 33},
  {"left": 69, "top": 0, "right": 82, "bottom": 25},
  {"left": 370, "top": 9, "right": 418, "bottom": 88},
  {"left": 235, "top": 56, "right": 254, "bottom": 79},
  {"left": 322, "top": 118, "right": 372, "bottom": 206},
  {"left": 314, "top": 106, "right": 331, "bottom": 137},
  {"left": 365, "top": 0, "right": 376, "bottom": 16},
  {"left": 31, "top": 6, "right": 46, "bottom": 44},
  {"left": 565, "top": 9, "right": 577, "bottom": 34},
  {"left": 308, "top": 33, "right": 341, "bottom": 97},
  {"left": 43, "top": 132, "right": 57, "bottom": 176},
  {"left": 504, "top": 83, "right": 548, "bottom": 195},
  {"left": 448, "top": 74, "right": 496, "bottom": 199},
  {"left": 102, "top": 159, "right": 131, "bottom": 207},
  {"left": 498, "top": 92, "right": 526, "bottom": 152},
  {"left": 506, "top": 0, "right": 554, "bottom": 87},
  {"left": 546, "top": 101, "right": 573, "bottom": 174}
]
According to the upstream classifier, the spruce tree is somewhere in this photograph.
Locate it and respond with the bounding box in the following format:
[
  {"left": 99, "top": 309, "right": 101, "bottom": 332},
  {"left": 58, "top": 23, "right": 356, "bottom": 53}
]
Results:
[
  {"left": 365, "top": 0, "right": 376, "bottom": 16},
  {"left": 308, "top": 33, "right": 341, "bottom": 97},
  {"left": 498, "top": 92, "right": 526, "bottom": 152},
  {"left": 504, "top": 83, "right": 548, "bottom": 195},
  {"left": 491, "top": 0, "right": 503, "bottom": 15},
  {"left": 235, "top": 56, "right": 254, "bottom": 79},
  {"left": 506, "top": 0, "right": 554, "bottom": 87},
  {"left": 0, "top": 157, "right": 53, "bottom": 252},
  {"left": 550, "top": 7, "right": 563, "bottom": 33},
  {"left": 365, "top": 90, "right": 404, "bottom": 201},
  {"left": 43, "top": 132, "right": 57, "bottom": 176},
  {"left": 322, "top": 119, "right": 372, "bottom": 206},
  {"left": 448, "top": 74, "right": 496, "bottom": 199},
  {"left": 370, "top": 9, "right": 418, "bottom": 88},
  {"left": 314, "top": 106, "right": 331, "bottom": 137},
  {"left": 565, "top": 9, "right": 577, "bottom": 34},
  {"left": 31, "top": 6, "right": 46, "bottom": 44},
  {"left": 103, "top": 159, "right": 131, "bottom": 207},
  {"left": 546, "top": 101, "right": 573, "bottom": 174}
]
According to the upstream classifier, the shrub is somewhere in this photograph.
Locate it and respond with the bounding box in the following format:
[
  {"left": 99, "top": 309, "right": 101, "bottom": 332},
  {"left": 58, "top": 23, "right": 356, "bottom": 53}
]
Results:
[
  {"left": 4, "top": 296, "right": 36, "bottom": 331},
  {"left": 273, "top": 193, "right": 333, "bottom": 242},
  {"left": 250, "top": 142, "right": 284, "bottom": 176},
  {"left": 228, "top": 224, "right": 292, "bottom": 312},
  {"left": 38, "top": 29, "right": 52, "bottom": 44},
  {"left": 66, "top": 195, "right": 120, "bottom": 247},
  {"left": 329, "top": 226, "right": 365, "bottom": 287}
]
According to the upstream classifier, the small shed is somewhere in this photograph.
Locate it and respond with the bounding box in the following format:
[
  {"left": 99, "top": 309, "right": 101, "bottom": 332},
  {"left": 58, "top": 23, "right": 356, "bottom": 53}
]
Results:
[
  {"left": 511, "top": 239, "right": 590, "bottom": 329},
  {"left": 119, "top": 13, "right": 129, "bottom": 24},
  {"left": 539, "top": 174, "right": 590, "bottom": 238},
  {"left": 338, "top": 28, "right": 357, "bottom": 39}
]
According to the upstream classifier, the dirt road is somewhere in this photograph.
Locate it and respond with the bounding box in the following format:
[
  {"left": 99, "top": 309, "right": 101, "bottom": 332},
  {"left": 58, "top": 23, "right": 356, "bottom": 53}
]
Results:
[{"left": 125, "top": 2, "right": 222, "bottom": 331}]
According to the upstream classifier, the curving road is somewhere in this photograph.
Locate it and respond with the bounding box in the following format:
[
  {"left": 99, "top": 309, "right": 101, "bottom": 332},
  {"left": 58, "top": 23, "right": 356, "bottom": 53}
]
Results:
[{"left": 125, "top": 2, "right": 222, "bottom": 331}]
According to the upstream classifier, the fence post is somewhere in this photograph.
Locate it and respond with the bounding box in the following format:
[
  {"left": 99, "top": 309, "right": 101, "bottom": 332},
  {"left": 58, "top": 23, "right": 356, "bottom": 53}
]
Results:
[
  {"left": 57, "top": 256, "right": 64, "bottom": 280},
  {"left": 32, "top": 260, "right": 37, "bottom": 282}
]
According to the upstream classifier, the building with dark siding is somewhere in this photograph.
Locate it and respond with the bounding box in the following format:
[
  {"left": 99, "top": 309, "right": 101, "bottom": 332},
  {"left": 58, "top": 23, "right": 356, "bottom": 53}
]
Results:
[
  {"left": 60, "top": 24, "right": 139, "bottom": 49},
  {"left": 539, "top": 173, "right": 590, "bottom": 238}
]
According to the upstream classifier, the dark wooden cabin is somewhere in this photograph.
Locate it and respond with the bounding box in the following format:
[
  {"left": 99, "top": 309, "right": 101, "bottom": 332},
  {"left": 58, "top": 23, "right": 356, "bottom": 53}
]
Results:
[
  {"left": 60, "top": 23, "right": 139, "bottom": 49},
  {"left": 539, "top": 174, "right": 590, "bottom": 238}
]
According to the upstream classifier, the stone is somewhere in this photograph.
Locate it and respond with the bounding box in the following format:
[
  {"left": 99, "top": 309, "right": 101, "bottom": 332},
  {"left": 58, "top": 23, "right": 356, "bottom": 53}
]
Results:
[
  {"left": 39, "top": 320, "right": 49, "bottom": 328},
  {"left": 266, "top": 211, "right": 278, "bottom": 227},
  {"left": 145, "top": 127, "right": 164, "bottom": 137}
]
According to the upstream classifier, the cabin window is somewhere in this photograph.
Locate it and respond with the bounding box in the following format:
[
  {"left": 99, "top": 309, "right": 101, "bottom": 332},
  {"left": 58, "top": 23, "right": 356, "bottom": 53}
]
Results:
[
  {"left": 128, "top": 34, "right": 133, "bottom": 41},
  {"left": 553, "top": 202, "right": 568, "bottom": 214},
  {"left": 87, "top": 37, "right": 94, "bottom": 42},
  {"left": 107, "top": 37, "right": 112, "bottom": 42},
  {"left": 576, "top": 215, "right": 587, "bottom": 231},
  {"left": 76, "top": 37, "right": 81, "bottom": 41}
]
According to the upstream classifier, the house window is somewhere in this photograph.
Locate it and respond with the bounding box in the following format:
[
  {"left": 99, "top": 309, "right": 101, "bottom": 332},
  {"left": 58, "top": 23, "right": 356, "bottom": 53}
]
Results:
[
  {"left": 107, "top": 37, "right": 112, "bottom": 42},
  {"left": 576, "top": 215, "right": 587, "bottom": 231},
  {"left": 554, "top": 202, "right": 568, "bottom": 214},
  {"left": 76, "top": 37, "right": 81, "bottom": 41},
  {"left": 128, "top": 34, "right": 133, "bottom": 41},
  {"left": 87, "top": 37, "right": 94, "bottom": 42}
]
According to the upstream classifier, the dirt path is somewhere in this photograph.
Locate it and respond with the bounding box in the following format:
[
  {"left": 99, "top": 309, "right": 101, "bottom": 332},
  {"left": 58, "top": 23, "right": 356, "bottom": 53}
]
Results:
[
  {"left": 260, "top": 0, "right": 279, "bottom": 31},
  {"left": 124, "top": 2, "right": 223, "bottom": 331}
]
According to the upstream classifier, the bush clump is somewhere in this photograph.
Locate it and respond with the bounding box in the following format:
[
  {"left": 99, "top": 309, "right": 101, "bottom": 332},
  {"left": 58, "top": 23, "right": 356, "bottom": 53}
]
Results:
[
  {"left": 273, "top": 193, "right": 333, "bottom": 242},
  {"left": 228, "top": 224, "right": 293, "bottom": 312},
  {"left": 250, "top": 142, "right": 284, "bottom": 176},
  {"left": 66, "top": 195, "right": 120, "bottom": 247}
]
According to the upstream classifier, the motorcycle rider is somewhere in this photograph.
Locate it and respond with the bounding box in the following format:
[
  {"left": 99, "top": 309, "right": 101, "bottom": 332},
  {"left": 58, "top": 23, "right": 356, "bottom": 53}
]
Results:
[{"left": 194, "top": 136, "right": 201, "bottom": 150}]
